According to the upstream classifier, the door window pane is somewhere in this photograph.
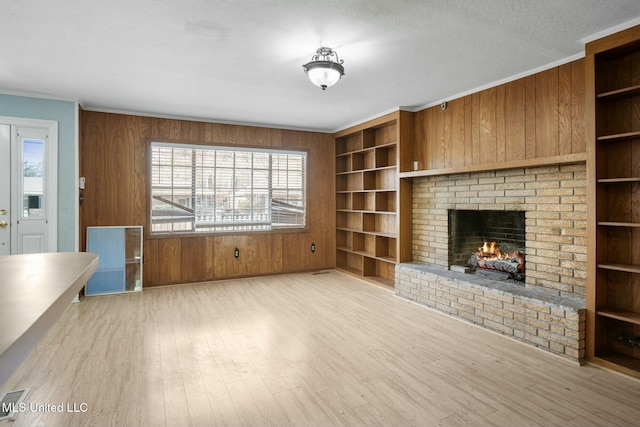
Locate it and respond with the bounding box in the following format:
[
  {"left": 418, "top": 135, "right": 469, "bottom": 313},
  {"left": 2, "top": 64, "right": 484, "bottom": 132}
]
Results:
[{"left": 22, "top": 138, "right": 44, "bottom": 219}]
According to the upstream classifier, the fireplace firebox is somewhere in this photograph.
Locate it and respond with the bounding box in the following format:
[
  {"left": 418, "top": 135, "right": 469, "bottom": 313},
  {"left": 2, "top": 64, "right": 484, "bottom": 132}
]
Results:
[{"left": 448, "top": 209, "right": 525, "bottom": 281}]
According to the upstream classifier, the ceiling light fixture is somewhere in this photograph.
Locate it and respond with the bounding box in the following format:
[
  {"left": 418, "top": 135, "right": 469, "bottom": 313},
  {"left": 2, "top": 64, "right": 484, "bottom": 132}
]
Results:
[{"left": 302, "top": 47, "right": 345, "bottom": 90}]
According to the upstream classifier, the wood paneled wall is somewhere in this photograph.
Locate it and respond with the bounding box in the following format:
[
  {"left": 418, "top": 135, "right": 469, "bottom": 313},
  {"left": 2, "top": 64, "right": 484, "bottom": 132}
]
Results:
[
  {"left": 414, "top": 58, "right": 586, "bottom": 170},
  {"left": 80, "top": 111, "right": 335, "bottom": 286}
]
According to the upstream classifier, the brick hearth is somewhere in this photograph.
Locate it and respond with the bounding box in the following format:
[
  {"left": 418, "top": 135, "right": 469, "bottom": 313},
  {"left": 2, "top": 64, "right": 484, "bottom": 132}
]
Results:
[{"left": 396, "top": 263, "right": 586, "bottom": 361}]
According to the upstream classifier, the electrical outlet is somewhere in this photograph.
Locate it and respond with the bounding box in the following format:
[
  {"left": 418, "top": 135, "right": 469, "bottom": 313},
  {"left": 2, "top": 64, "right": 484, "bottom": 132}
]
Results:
[
  {"left": 234, "top": 247, "right": 239, "bottom": 259},
  {"left": 311, "top": 242, "right": 316, "bottom": 253}
]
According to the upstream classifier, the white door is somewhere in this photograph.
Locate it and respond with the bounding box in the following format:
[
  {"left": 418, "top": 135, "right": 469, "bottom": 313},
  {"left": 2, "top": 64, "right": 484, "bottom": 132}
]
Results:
[
  {"left": 0, "top": 125, "right": 10, "bottom": 255},
  {"left": 0, "top": 118, "right": 57, "bottom": 255}
]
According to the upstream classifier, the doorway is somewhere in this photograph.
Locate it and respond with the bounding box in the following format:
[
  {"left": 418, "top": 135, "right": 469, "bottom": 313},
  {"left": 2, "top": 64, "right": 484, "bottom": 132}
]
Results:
[{"left": 0, "top": 118, "right": 57, "bottom": 255}]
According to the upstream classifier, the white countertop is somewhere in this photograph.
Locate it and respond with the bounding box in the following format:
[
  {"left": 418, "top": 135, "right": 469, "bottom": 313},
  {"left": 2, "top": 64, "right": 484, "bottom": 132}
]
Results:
[{"left": 0, "top": 252, "right": 99, "bottom": 386}]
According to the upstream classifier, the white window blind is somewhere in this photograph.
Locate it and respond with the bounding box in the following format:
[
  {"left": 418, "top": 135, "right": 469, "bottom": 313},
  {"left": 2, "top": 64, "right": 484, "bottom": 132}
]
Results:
[{"left": 150, "top": 143, "right": 306, "bottom": 234}]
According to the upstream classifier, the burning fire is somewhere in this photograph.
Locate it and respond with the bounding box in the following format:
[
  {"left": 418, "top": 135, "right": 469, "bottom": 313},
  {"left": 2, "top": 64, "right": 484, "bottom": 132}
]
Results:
[{"left": 477, "top": 241, "right": 512, "bottom": 260}]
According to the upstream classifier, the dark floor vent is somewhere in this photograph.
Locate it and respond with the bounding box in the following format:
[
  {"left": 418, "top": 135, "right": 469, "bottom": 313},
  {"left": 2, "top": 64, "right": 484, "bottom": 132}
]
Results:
[
  {"left": 311, "top": 270, "right": 331, "bottom": 275},
  {"left": 0, "top": 388, "right": 29, "bottom": 420}
]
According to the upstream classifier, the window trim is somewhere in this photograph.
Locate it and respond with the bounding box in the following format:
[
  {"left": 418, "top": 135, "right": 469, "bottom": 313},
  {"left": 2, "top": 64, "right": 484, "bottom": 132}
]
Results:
[{"left": 146, "top": 138, "right": 309, "bottom": 238}]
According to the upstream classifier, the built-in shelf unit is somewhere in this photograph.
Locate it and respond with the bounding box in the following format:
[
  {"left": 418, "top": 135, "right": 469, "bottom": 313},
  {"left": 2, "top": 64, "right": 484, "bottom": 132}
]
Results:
[
  {"left": 334, "top": 111, "right": 413, "bottom": 287},
  {"left": 586, "top": 24, "right": 640, "bottom": 378}
]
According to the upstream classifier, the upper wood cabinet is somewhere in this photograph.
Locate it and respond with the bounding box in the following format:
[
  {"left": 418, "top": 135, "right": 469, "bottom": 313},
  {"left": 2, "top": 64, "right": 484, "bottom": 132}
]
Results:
[{"left": 586, "top": 24, "right": 640, "bottom": 379}]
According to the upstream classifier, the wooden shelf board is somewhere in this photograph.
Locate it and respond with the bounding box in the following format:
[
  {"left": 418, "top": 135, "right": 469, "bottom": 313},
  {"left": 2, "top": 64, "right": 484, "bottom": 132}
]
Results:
[
  {"left": 590, "top": 355, "right": 640, "bottom": 379},
  {"left": 597, "top": 309, "right": 640, "bottom": 326},
  {"left": 334, "top": 267, "right": 395, "bottom": 290},
  {"left": 337, "top": 210, "right": 397, "bottom": 214},
  {"left": 335, "top": 149, "right": 359, "bottom": 157},
  {"left": 598, "top": 177, "right": 640, "bottom": 183},
  {"left": 363, "top": 275, "right": 395, "bottom": 289},
  {"left": 335, "top": 142, "right": 397, "bottom": 158},
  {"left": 376, "top": 255, "right": 398, "bottom": 264},
  {"left": 398, "top": 153, "right": 586, "bottom": 178},
  {"left": 374, "top": 141, "right": 398, "bottom": 150},
  {"left": 336, "top": 227, "right": 397, "bottom": 238},
  {"left": 337, "top": 247, "right": 398, "bottom": 265},
  {"left": 352, "top": 249, "right": 376, "bottom": 258},
  {"left": 336, "top": 189, "right": 397, "bottom": 194},
  {"left": 337, "top": 190, "right": 363, "bottom": 194},
  {"left": 337, "top": 165, "right": 398, "bottom": 176},
  {"left": 597, "top": 130, "right": 640, "bottom": 142},
  {"left": 336, "top": 227, "right": 361, "bottom": 233},
  {"left": 370, "top": 231, "right": 397, "bottom": 238},
  {"left": 337, "top": 168, "right": 368, "bottom": 175},
  {"left": 597, "top": 263, "right": 640, "bottom": 274},
  {"left": 335, "top": 265, "right": 362, "bottom": 277},
  {"left": 357, "top": 166, "right": 398, "bottom": 174},
  {"left": 597, "top": 221, "right": 640, "bottom": 227},
  {"left": 597, "top": 84, "right": 640, "bottom": 100},
  {"left": 355, "top": 141, "right": 398, "bottom": 152}
]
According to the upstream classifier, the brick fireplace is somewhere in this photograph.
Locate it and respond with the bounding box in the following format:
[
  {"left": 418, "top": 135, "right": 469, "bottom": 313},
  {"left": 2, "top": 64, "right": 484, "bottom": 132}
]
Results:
[{"left": 396, "top": 164, "right": 587, "bottom": 361}]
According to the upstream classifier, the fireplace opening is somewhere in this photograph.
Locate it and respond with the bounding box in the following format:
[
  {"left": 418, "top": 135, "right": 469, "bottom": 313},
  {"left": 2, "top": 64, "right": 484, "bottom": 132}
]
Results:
[{"left": 448, "top": 210, "right": 525, "bottom": 282}]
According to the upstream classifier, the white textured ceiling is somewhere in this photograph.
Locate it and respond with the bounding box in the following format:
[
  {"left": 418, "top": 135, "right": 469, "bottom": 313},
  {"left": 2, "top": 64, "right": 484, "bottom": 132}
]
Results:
[{"left": 1, "top": 1, "right": 639, "bottom": 132}]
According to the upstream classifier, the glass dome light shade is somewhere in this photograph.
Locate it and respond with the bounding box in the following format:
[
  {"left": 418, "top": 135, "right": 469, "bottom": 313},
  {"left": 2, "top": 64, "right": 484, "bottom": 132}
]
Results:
[{"left": 303, "top": 60, "right": 345, "bottom": 90}]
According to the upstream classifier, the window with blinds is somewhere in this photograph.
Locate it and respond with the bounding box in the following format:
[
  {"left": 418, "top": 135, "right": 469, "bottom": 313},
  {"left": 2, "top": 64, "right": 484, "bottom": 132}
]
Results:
[{"left": 150, "top": 142, "right": 306, "bottom": 234}]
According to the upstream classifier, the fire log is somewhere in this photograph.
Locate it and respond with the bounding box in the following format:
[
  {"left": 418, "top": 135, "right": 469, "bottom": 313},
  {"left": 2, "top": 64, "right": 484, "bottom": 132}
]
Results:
[{"left": 468, "top": 254, "right": 521, "bottom": 275}]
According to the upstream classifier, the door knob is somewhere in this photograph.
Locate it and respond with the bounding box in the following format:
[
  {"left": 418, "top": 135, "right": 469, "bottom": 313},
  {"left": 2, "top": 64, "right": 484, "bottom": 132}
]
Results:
[{"left": 0, "top": 221, "right": 7, "bottom": 229}]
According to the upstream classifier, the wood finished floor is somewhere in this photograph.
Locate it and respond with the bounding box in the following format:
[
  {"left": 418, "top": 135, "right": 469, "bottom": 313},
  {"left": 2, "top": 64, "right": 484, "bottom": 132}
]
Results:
[{"left": 2, "top": 270, "right": 640, "bottom": 426}]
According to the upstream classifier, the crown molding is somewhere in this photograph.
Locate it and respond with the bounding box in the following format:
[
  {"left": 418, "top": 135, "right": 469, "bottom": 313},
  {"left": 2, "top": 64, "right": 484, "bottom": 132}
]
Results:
[
  {"left": 0, "top": 89, "right": 78, "bottom": 104},
  {"left": 81, "top": 106, "right": 333, "bottom": 134},
  {"left": 407, "top": 52, "right": 584, "bottom": 113},
  {"left": 581, "top": 16, "right": 640, "bottom": 44}
]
